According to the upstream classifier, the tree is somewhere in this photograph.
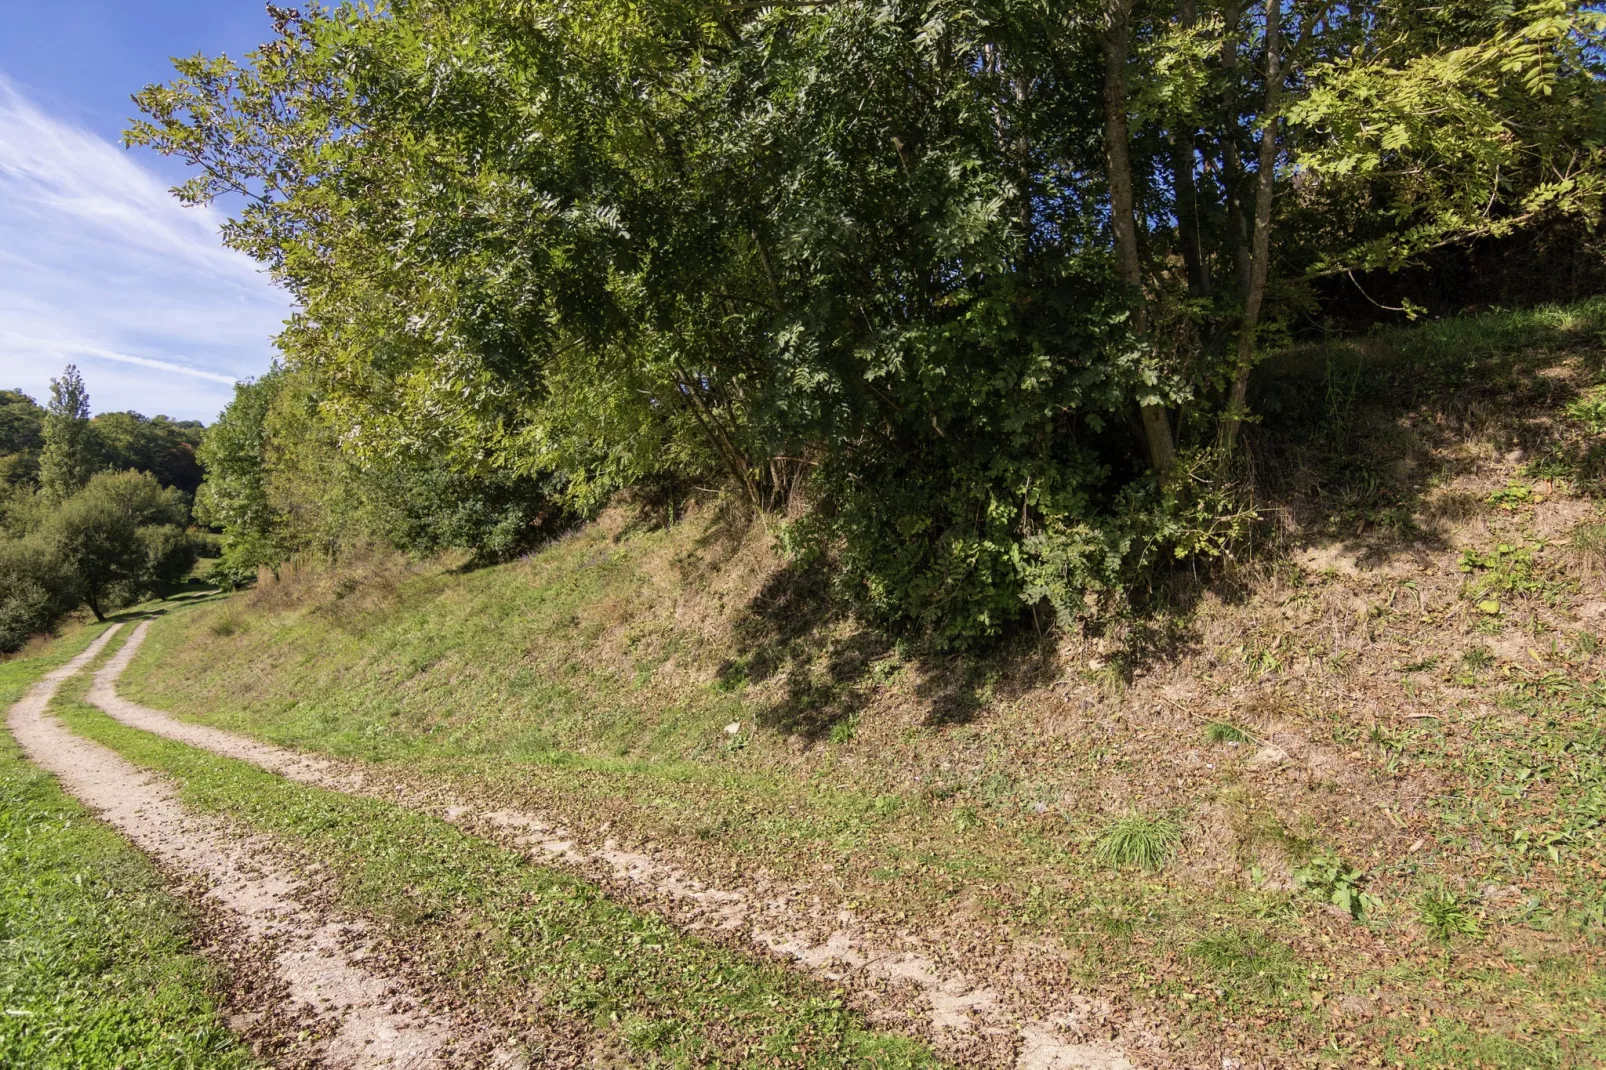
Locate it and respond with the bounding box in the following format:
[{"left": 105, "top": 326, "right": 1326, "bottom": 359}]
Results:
[
  {"left": 41, "top": 470, "right": 195, "bottom": 621},
  {"left": 38, "top": 365, "right": 95, "bottom": 503},
  {"left": 126, "top": 0, "right": 1606, "bottom": 645},
  {"left": 93, "top": 411, "right": 206, "bottom": 494},
  {"left": 195, "top": 375, "right": 288, "bottom": 584},
  {"left": 0, "top": 390, "right": 45, "bottom": 488}
]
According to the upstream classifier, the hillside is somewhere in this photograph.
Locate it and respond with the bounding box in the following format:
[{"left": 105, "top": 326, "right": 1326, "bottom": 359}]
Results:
[{"left": 113, "top": 302, "right": 1606, "bottom": 1067}]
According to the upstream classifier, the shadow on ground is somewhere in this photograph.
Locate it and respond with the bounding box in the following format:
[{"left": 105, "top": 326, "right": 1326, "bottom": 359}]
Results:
[{"left": 717, "top": 304, "right": 1606, "bottom": 741}]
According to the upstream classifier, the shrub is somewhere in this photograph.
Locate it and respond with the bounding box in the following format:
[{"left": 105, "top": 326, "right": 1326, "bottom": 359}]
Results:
[{"left": 0, "top": 539, "right": 73, "bottom": 654}]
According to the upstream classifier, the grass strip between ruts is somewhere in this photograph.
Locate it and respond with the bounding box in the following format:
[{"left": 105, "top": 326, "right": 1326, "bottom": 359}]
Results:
[
  {"left": 52, "top": 691, "right": 946, "bottom": 1070},
  {"left": 0, "top": 625, "right": 258, "bottom": 1070}
]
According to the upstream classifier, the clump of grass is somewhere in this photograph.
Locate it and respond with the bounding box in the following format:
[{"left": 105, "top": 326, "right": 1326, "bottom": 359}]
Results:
[
  {"left": 1461, "top": 645, "right": 1495, "bottom": 671},
  {"left": 1094, "top": 813, "right": 1181, "bottom": 871},
  {"left": 208, "top": 612, "right": 243, "bottom": 638},
  {"left": 1188, "top": 932, "right": 1301, "bottom": 999},
  {"left": 1205, "top": 721, "right": 1253, "bottom": 744},
  {"left": 1570, "top": 520, "right": 1606, "bottom": 569},
  {"left": 827, "top": 715, "right": 857, "bottom": 744},
  {"left": 1418, "top": 888, "right": 1482, "bottom": 941}
]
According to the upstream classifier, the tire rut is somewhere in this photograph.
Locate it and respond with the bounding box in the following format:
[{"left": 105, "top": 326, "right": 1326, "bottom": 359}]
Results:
[
  {"left": 9, "top": 624, "right": 515, "bottom": 1070},
  {"left": 93, "top": 619, "right": 1140, "bottom": 1070}
]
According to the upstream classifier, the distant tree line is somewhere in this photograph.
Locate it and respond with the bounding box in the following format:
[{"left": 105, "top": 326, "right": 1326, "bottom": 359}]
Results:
[
  {"left": 129, "top": 1, "right": 1606, "bottom": 646},
  {"left": 0, "top": 381, "right": 204, "bottom": 497},
  {"left": 0, "top": 367, "right": 202, "bottom": 652}
]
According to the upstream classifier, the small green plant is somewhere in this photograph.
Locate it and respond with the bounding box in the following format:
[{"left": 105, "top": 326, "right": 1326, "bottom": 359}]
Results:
[
  {"left": 1094, "top": 813, "right": 1181, "bottom": 871},
  {"left": 1294, "top": 851, "right": 1380, "bottom": 919},
  {"left": 1461, "top": 645, "right": 1495, "bottom": 671},
  {"left": 1458, "top": 543, "right": 1542, "bottom": 597},
  {"left": 1205, "top": 721, "right": 1253, "bottom": 744},
  {"left": 1417, "top": 888, "right": 1482, "bottom": 940},
  {"left": 1567, "top": 385, "right": 1606, "bottom": 434},
  {"left": 828, "top": 715, "right": 858, "bottom": 745},
  {"left": 952, "top": 805, "right": 983, "bottom": 832},
  {"left": 1488, "top": 483, "right": 1538, "bottom": 508}
]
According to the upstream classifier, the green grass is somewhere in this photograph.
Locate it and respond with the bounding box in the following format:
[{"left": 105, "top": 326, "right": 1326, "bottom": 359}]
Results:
[
  {"left": 0, "top": 627, "right": 257, "bottom": 1069},
  {"left": 1204, "top": 721, "right": 1253, "bottom": 744},
  {"left": 1416, "top": 887, "right": 1483, "bottom": 941},
  {"left": 51, "top": 687, "right": 944, "bottom": 1070},
  {"left": 1092, "top": 814, "right": 1181, "bottom": 871}
]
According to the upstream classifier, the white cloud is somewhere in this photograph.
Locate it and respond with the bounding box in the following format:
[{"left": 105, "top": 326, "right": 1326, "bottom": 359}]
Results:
[{"left": 0, "top": 75, "right": 290, "bottom": 420}]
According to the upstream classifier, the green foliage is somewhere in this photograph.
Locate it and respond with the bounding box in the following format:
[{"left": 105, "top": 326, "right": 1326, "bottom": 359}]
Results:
[
  {"left": 3, "top": 369, "right": 202, "bottom": 512},
  {"left": 1458, "top": 542, "right": 1544, "bottom": 598},
  {"left": 0, "top": 389, "right": 45, "bottom": 487},
  {"left": 197, "top": 367, "right": 560, "bottom": 581},
  {"left": 123, "top": 0, "right": 1606, "bottom": 645},
  {"left": 1094, "top": 813, "right": 1182, "bottom": 871},
  {"left": 1293, "top": 851, "right": 1380, "bottom": 919},
  {"left": 194, "top": 374, "right": 287, "bottom": 584},
  {"left": 90, "top": 411, "right": 205, "bottom": 495},
  {"left": 0, "top": 539, "right": 75, "bottom": 654},
  {"left": 38, "top": 365, "right": 93, "bottom": 505},
  {"left": 1287, "top": 1, "right": 1606, "bottom": 275},
  {"left": 38, "top": 471, "right": 196, "bottom": 621}
]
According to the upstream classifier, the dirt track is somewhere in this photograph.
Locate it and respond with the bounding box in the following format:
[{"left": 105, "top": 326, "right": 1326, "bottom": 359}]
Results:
[
  {"left": 87, "top": 619, "right": 1139, "bottom": 1070},
  {"left": 8, "top": 623, "right": 505, "bottom": 1069}
]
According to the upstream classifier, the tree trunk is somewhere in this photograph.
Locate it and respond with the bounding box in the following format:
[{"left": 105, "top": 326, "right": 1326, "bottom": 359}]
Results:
[
  {"left": 1101, "top": 0, "right": 1175, "bottom": 477},
  {"left": 1172, "top": 0, "right": 1210, "bottom": 299},
  {"left": 674, "top": 365, "right": 761, "bottom": 511},
  {"left": 1220, "top": 0, "right": 1285, "bottom": 463},
  {"left": 1218, "top": 1, "right": 1254, "bottom": 301}
]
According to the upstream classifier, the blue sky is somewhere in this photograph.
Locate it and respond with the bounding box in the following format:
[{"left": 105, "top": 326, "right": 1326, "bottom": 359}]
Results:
[{"left": 0, "top": 2, "right": 291, "bottom": 423}]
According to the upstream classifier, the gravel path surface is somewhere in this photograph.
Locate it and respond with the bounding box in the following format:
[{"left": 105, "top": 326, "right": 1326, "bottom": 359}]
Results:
[{"left": 9, "top": 623, "right": 502, "bottom": 1069}]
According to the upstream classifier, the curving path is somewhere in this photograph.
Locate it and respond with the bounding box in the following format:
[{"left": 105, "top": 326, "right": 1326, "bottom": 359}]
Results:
[
  {"left": 88, "top": 619, "right": 1139, "bottom": 1070},
  {"left": 8, "top": 623, "right": 511, "bottom": 1069}
]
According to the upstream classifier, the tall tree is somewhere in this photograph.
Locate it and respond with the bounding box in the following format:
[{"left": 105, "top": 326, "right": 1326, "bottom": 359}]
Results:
[{"left": 38, "top": 365, "right": 95, "bottom": 504}]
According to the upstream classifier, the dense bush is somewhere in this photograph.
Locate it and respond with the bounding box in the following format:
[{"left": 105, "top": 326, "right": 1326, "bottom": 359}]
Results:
[{"left": 0, "top": 472, "right": 200, "bottom": 650}]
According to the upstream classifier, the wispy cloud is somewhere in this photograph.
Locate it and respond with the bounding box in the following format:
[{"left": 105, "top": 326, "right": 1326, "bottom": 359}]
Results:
[{"left": 0, "top": 74, "right": 289, "bottom": 420}]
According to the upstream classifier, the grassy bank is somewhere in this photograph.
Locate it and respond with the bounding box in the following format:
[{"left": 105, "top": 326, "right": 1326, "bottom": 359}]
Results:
[
  {"left": 53, "top": 651, "right": 946, "bottom": 1070},
  {"left": 0, "top": 626, "right": 256, "bottom": 1069},
  {"left": 123, "top": 302, "right": 1606, "bottom": 1066}
]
